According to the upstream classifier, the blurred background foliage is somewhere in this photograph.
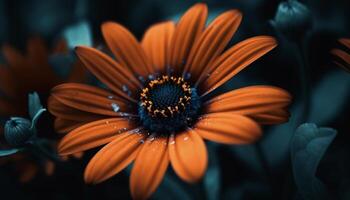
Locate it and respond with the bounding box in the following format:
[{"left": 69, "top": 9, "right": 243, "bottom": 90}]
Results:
[{"left": 0, "top": 0, "right": 349, "bottom": 199}]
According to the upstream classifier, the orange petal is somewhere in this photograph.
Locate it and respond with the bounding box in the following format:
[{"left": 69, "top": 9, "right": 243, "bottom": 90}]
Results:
[
  {"left": 169, "top": 3, "right": 208, "bottom": 74},
  {"left": 48, "top": 95, "right": 104, "bottom": 122},
  {"left": 130, "top": 136, "right": 169, "bottom": 200},
  {"left": 101, "top": 22, "right": 153, "bottom": 76},
  {"left": 252, "top": 109, "right": 290, "bottom": 124},
  {"left": 0, "top": 66, "right": 16, "bottom": 98},
  {"left": 54, "top": 118, "right": 86, "bottom": 133},
  {"left": 204, "top": 86, "right": 291, "bottom": 124},
  {"left": 141, "top": 21, "right": 175, "bottom": 74},
  {"left": 18, "top": 162, "right": 38, "bottom": 183},
  {"left": 0, "top": 97, "right": 18, "bottom": 116},
  {"left": 168, "top": 129, "right": 207, "bottom": 183},
  {"left": 199, "top": 36, "right": 277, "bottom": 96},
  {"left": 84, "top": 130, "right": 145, "bottom": 184},
  {"left": 331, "top": 49, "right": 350, "bottom": 72},
  {"left": 53, "top": 39, "right": 68, "bottom": 54},
  {"left": 183, "top": 10, "right": 242, "bottom": 80},
  {"left": 26, "top": 37, "right": 49, "bottom": 68},
  {"left": 51, "top": 83, "right": 132, "bottom": 117},
  {"left": 75, "top": 46, "right": 141, "bottom": 102},
  {"left": 67, "top": 59, "right": 88, "bottom": 83},
  {"left": 194, "top": 113, "right": 262, "bottom": 144},
  {"left": 45, "top": 160, "right": 55, "bottom": 176},
  {"left": 2, "top": 44, "right": 24, "bottom": 69},
  {"left": 58, "top": 118, "right": 137, "bottom": 155},
  {"left": 339, "top": 38, "right": 350, "bottom": 49}
]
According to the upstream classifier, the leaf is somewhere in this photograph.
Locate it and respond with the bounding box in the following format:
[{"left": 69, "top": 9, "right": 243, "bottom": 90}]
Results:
[
  {"left": 0, "top": 148, "right": 22, "bottom": 156},
  {"left": 204, "top": 142, "right": 221, "bottom": 200},
  {"left": 30, "top": 108, "right": 46, "bottom": 130},
  {"left": 28, "top": 92, "right": 43, "bottom": 119},
  {"left": 261, "top": 70, "right": 350, "bottom": 169},
  {"left": 63, "top": 20, "right": 92, "bottom": 49},
  {"left": 291, "top": 123, "right": 336, "bottom": 200}
]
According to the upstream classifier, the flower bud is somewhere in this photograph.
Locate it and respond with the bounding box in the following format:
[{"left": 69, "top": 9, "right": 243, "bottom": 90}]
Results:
[
  {"left": 273, "top": 0, "right": 313, "bottom": 41},
  {"left": 4, "top": 117, "right": 34, "bottom": 146}
]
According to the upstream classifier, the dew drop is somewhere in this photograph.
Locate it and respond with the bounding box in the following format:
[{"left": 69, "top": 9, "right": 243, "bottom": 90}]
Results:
[
  {"left": 139, "top": 139, "right": 145, "bottom": 144},
  {"left": 148, "top": 74, "right": 155, "bottom": 80},
  {"left": 149, "top": 136, "right": 155, "bottom": 142},
  {"left": 122, "top": 85, "right": 132, "bottom": 96},
  {"left": 107, "top": 95, "right": 114, "bottom": 99},
  {"left": 169, "top": 133, "right": 175, "bottom": 145},
  {"left": 184, "top": 137, "right": 189, "bottom": 141},
  {"left": 128, "top": 128, "right": 140, "bottom": 135},
  {"left": 111, "top": 103, "right": 120, "bottom": 112}
]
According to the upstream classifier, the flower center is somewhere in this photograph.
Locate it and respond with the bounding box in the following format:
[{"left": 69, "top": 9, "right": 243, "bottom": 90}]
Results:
[{"left": 138, "top": 75, "right": 201, "bottom": 134}]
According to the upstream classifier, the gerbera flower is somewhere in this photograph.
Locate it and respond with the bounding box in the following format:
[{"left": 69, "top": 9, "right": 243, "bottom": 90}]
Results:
[
  {"left": 331, "top": 38, "right": 350, "bottom": 72},
  {"left": 0, "top": 37, "right": 86, "bottom": 182},
  {"left": 49, "top": 3, "right": 291, "bottom": 199}
]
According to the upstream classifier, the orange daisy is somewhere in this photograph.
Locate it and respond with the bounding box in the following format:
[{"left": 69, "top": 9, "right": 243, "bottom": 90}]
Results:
[
  {"left": 0, "top": 37, "right": 86, "bottom": 118},
  {"left": 331, "top": 38, "right": 350, "bottom": 72},
  {"left": 0, "top": 37, "right": 86, "bottom": 182},
  {"left": 49, "top": 3, "right": 291, "bottom": 199}
]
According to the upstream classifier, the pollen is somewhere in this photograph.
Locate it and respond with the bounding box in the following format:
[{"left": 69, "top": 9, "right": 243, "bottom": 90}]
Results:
[{"left": 140, "top": 76, "right": 192, "bottom": 117}]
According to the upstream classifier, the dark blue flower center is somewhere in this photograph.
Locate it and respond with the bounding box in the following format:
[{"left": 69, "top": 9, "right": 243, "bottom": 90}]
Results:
[{"left": 138, "top": 76, "right": 201, "bottom": 135}]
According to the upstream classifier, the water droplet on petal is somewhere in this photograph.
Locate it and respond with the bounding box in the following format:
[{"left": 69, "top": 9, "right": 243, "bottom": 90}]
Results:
[
  {"left": 111, "top": 103, "right": 120, "bottom": 112},
  {"left": 184, "top": 137, "right": 189, "bottom": 141},
  {"left": 148, "top": 74, "right": 155, "bottom": 80},
  {"left": 122, "top": 85, "right": 132, "bottom": 96},
  {"left": 139, "top": 139, "right": 145, "bottom": 144},
  {"left": 107, "top": 95, "right": 114, "bottom": 99},
  {"left": 170, "top": 140, "right": 175, "bottom": 145}
]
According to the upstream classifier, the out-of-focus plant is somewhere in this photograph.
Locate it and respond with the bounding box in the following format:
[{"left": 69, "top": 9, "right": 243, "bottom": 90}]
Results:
[{"left": 291, "top": 123, "right": 336, "bottom": 200}]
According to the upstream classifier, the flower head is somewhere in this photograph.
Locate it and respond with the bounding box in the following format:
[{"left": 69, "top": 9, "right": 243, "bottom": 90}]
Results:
[
  {"left": 331, "top": 38, "right": 350, "bottom": 72},
  {"left": 49, "top": 3, "right": 291, "bottom": 199},
  {"left": 272, "top": 0, "right": 312, "bottom": 41}
]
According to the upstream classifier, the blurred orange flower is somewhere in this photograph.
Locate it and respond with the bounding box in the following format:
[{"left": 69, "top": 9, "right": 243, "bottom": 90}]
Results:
[
  {"left": 0, "top": 37, "right": 87, "bottom": 182},
  {"left": 331, "top": 38, "right": 350, "bottom": 72}
]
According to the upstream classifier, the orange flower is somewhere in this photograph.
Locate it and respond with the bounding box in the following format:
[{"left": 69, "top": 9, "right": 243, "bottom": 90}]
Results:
[
  {"left": 0, "top": 37, "right": 86, "bottom": 118},
  {"left": 49, "top": 3, "right": 291, "bottom": 199},
  {"left": 0, "top": 37, "right": 86, "bottom": 182},
  {"left": 331, "top": 38, "right": 350, "bottom": 72}
]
